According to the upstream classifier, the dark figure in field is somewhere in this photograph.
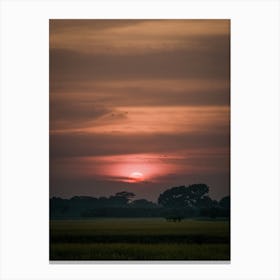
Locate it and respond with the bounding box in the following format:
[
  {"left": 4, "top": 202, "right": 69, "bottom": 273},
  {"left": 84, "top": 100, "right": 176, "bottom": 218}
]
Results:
[{"left": 165, "top": 216, "right": 183, "bottom": 222}]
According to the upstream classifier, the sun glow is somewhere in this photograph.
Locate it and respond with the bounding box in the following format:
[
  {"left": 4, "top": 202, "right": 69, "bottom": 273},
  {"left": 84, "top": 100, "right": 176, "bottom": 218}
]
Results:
[
  {"left": 129, "top": 171, "right": 144, "bottom": 182},
  {"left": 72, "top": 153, "right": 183, "bottom": 183}
]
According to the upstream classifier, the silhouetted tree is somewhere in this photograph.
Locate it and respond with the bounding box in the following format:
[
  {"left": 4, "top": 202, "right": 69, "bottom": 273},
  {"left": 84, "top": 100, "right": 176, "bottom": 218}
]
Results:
[
  {"left": 219, "top": 196, "right": 230, "bottom": 209},
  {"left": 114, "top": 191, "right": 135, "bottom": 204},
  {"left": 158, "top": 186, "right": 188, "bottom": 208},
  {"left": 158, "top": 184, "right": 209, "bottom": 208},
  {"left": 116, "top": 191, "right": 135, "bottom": 198},
  {"left": 50, "top": 185, "right": 229, "bottom": 219},
  {"left": 130, "top": 199, "right": 157, "bottom": 208},
  {"left": 98, "top": 196, "right": 109, "bottom": 206},
  {"left": 187, "top": 184, "right": 209, "bottom": 205}
]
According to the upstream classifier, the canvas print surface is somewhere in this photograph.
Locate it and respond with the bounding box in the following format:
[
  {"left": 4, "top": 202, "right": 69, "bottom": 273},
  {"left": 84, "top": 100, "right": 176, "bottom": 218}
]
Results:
[{"left": 49, "top": 19, "right": 230, "bottom": 261}]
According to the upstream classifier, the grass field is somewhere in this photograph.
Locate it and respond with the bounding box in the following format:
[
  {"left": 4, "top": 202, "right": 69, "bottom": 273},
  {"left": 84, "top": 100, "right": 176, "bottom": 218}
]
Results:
[{"left": 50, "top": 218, "right": 230, "bottom": 260}]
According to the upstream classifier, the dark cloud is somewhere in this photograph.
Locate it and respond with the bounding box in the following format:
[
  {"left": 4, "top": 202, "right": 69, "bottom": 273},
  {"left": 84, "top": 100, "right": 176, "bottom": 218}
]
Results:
[
  {"left": 49, "top": 19, "right": 145, "bottom": 34},
  {"left": 50, "top": 81, "right": 229, "bottom": 108},
  {"left": 50, "top": 99, "right": 110, "bottom": 129},
  {"left": 49, "top": 99, "right": 132, "bottom": 130},
  {"left": 50, "top": 34, "right": 229, "bottom": 87},
  {"left": 50, "top": 130, "right": 229, "bottom": 158}
]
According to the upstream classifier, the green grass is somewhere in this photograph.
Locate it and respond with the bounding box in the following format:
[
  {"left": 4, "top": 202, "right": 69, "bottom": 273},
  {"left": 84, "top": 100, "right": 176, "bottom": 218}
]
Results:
[{"left": 50, "top": 218, "right": 230, "bottom": 261}]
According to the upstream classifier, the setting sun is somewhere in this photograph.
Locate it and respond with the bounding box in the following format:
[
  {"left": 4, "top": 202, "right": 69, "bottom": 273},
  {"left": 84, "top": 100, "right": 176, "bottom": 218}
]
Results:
[{"left": 129, "top": 171, "right": 144, "bottom": 182}]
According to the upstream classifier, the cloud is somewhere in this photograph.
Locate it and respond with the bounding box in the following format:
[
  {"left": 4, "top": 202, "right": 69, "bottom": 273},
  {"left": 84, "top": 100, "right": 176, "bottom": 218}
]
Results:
[
  {"left": 50, "top": 78, "right": 229, "bottom": 108},
  {"left": 50, "top": 20, "right": 229, "bottom": 55},
  {"left": 50, "top": 33, "right": 229, "bottom": 86},
  {"left": 50, "top": 99, "right": 131, "bottom": 130},
  {"left": 50, "top": 100, "right": 111, "bottom": 129},
  {"left": 50, "top": 130, "right": 229, "bottom": 158},
  {"left": 50, "top": 105, "right": 229, "bottom": 136}
]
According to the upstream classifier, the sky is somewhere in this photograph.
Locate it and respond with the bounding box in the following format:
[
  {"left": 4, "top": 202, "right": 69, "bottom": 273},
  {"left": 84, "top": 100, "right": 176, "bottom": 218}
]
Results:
[{"left": 50, "top": 20, "right": 230, "bottom": 201}]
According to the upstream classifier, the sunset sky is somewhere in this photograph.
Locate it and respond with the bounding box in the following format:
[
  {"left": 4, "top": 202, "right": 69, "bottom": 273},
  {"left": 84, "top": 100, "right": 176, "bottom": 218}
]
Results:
[{"left": 50, "top": 20, "right": 230, "bottom": 201}]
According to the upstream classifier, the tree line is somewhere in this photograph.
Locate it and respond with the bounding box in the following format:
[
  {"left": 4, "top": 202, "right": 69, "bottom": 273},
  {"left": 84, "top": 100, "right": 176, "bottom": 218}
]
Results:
[{"left": 50, "top": 184, "right": 230, "bottom": 220}]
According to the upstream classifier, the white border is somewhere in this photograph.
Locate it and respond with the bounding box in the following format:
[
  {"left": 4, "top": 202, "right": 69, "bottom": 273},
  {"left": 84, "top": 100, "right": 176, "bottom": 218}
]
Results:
[{"left": 1, "top": 0, "right": 279, "bottom": 279}]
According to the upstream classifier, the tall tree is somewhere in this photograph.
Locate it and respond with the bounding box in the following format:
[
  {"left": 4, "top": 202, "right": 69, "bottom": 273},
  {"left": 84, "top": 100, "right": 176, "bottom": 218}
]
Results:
[
  {"left": 109, "top": 191, "right": 135, "bottom": 206},
  {"left": 158, "top": 184, "right": 209, "bottom": 208}
]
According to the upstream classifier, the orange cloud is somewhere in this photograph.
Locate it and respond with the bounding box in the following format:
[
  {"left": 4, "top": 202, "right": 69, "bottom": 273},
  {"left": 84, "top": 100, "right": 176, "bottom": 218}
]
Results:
[{"left": 50, "top": 20, "right": 229, "bottom": 55}]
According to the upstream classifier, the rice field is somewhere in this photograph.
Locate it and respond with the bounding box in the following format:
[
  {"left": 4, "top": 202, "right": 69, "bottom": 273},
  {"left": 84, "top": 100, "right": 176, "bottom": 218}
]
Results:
[{"left": 50, "top": 218, "right": 230, "bottom": 261}]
